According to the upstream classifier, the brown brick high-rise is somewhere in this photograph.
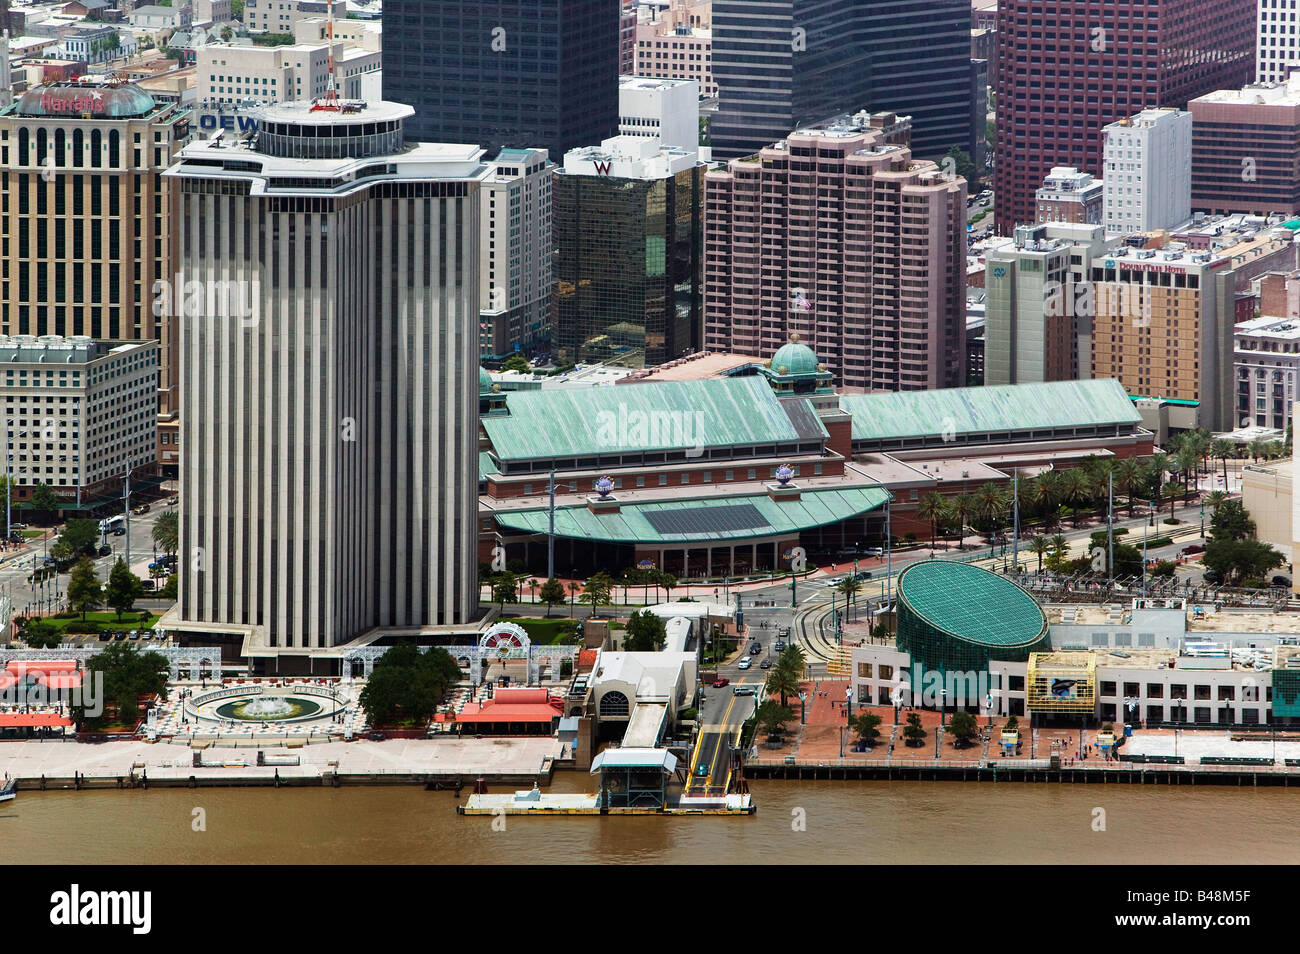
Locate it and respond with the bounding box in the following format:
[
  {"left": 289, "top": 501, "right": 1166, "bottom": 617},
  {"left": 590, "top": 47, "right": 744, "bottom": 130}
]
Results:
[{"left": 993, "top": 0, "right": 1255, "bottom": 234}]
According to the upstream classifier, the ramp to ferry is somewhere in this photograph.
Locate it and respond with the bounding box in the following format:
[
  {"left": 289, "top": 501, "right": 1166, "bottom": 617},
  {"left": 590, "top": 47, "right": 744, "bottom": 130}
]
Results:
[{"left": 622, "top": 702, "right": 668, "bottom": 749}]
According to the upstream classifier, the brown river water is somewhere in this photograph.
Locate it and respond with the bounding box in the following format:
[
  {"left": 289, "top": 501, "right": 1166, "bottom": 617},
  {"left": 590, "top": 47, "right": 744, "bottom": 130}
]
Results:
[{"left": 6, "top": 774, "right": 1299, "bottom": 864}]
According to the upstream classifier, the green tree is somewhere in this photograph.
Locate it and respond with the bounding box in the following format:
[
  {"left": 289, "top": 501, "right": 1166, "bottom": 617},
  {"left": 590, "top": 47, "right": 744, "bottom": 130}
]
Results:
[
  {"left": 944, "top": 145, "right": 979, "bottom": 185},
  {"left": 66, "top": 557, "right": 102, "bottom": 619},
  {"left": 946, "top": 709, "right": 979, "bottom": 747},
  {"left": 500, "top": 355, "right": 531, "bottom": 373},
  {"left": 104, "top": 557, "right": 143, "bottom": 620},
  {"left": 538, "top": 577, "right": 566, "bottom": 618},
  {"left": 755, "top": 699, "right": 794, "bottom": 739},
  {"left": 74, "top": 642, "right": 168, "bottom": 729},
  {"left": 21, "top": 618, "right": 61, "bottom": 648},
  {"left": 1060, "top": 468, "right": 1093, "bottom": 526},
  {"left": 358, "top": 643, "right": 462, "bottom": 727},
  {"left": 231, "top": 0, "right": 245, "bottom": 17},
  {"left": 579, "top": 571, "right": 614, "bottom": 618},
  {"left": 851, "top": 711, "right": 882, "bottom": 746},
  {"left": 491, "top": 572, "right": 519, "bottom": 612},
  {"left": 654, "top": 569, "right": 677, "bottom": 602},
  {"left": 60, "top": 517, "right": 99, "bottom": 555},
  {"left": 49, "top": 538, "right": 74, "bottom": 567},
  {"left": 158, "top": 573, "right": 178, "bottom": 600},
  {"left": 623, "top": 609, "right": 667, "bottom": 652},
  {"left": 1209, "top": 499, "right": 1255, "bottom": 543},
  {"left": 902, "top": 711, "right": 927, "bottom": 747},
  {"left": 29, "top": 483, "right": 59, "bottom": 523},
  {"left": 152, "top": 510, "right": 179, "bottom": 555},
  {"left": 1203, "top": 539, "right": 1284, "bottom": 586}
]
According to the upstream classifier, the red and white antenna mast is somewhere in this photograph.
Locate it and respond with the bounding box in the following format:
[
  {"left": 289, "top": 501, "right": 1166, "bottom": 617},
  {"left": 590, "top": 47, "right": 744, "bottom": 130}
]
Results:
[{"left": 311, "top": 0, "right": 341, "bottom": 111}]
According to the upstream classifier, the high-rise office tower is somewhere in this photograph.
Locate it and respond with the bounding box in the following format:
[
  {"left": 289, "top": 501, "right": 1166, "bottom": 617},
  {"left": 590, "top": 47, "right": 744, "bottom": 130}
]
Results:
[
  {"left": 0, "top": 78, "right": 188, "bottom": 484},
  {"left": 168, "top": 100, "right": 487, "bottom": 662},
  {"left": 383, "top": 0, "right": 618, "bottom": 160},
  {"left": 555, "top": 136, "right": 703, "bottom": 368},
  {"left": 710, "top": 0, "right": 973, "bottom": 161},
  {"left": 994, "top": 0, "right": 1255, "bottom": 234},
  {"left": 704, "top": 115, "right": 967, "bottom": 391}
]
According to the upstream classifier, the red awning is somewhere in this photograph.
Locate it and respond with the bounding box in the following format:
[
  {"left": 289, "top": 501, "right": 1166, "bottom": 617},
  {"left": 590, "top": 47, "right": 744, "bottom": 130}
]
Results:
[{"left": 0, "top": 712, "right": 73, "bottom": 728}]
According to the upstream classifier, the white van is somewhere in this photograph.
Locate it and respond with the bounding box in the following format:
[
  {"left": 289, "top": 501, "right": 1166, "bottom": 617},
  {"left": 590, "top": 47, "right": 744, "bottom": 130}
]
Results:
[{"left": 99, "top": 515, "right": 126, "bottom": 536}]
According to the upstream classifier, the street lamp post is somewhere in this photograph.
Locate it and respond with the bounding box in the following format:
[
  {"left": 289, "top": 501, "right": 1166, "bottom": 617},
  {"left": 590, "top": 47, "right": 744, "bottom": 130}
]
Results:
[{"left": 940, "top": 688, "right": 948, "bottom": 726}]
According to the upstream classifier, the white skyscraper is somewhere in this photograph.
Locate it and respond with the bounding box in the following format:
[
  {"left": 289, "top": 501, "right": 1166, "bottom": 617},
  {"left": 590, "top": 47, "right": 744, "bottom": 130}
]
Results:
[
  {"left": 479, "top": 147, "right": 555, "bottom": 362},
  {"left": 166, "top": 100, "right": 488, "bottom": 664},
  {"left": 1258, "top": 0, "right": 1300, "bottom": 83},
  {"left": 618, "top": 76, "right": 700, "bottom": 154},
  {"left": 1102, "top": 108, "right": 1193, "bottom": 235}
]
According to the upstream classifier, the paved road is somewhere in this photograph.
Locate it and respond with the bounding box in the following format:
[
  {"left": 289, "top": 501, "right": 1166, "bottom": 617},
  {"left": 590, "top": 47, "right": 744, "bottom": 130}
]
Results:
[{"left": 0, "top": 499, "right": 177, "bottom": 635}]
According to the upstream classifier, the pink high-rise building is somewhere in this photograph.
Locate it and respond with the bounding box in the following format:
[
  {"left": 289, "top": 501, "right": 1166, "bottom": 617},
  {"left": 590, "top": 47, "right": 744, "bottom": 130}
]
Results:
[{"left": 704, "top": 118, "right": 967, "bottom": 392}]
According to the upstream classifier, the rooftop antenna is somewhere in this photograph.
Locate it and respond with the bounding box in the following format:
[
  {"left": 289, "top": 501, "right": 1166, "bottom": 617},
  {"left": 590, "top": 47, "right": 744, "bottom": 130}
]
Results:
[{"left": 311, "top": 0, "right": 341, "bottom": 111}]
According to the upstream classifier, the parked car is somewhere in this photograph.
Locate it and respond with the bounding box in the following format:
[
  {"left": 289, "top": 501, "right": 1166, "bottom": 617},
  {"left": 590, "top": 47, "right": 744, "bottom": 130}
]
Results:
[
  {"left": 97, "top": 544, "right": 111, "bottom": 557},
  {"left": 733, "top": 685, "right": 757, "bottom": 696},
  {"left": 1181, "top": 544, "right": 1206, "bottom": 556},
  {"left": 10, "top": 523, "right": 26, "bottom": 531},
  {"left": 1273, "top": 576, "right": 1292, "bottom": 588},
  {"left": 711, "top": 677, "right": 730, "bottom": 688},
  {"left": 853, "top": 571, "right": 873, "bottom": 582},
  {"left": 862, "top": 547, "right": 883, "bottom": 557},
  {"left": 368, "top": 731, "right": 387, "bottom": 741},
  {"left": 737, "top": 656, "right": 752, "bottom": 670},
  {"left": 760, "top": 658, "right": 773, "bottom": 670}
]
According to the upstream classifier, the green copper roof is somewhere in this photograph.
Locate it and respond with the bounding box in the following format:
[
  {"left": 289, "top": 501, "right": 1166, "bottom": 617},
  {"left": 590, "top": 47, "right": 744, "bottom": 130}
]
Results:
[
  {"left": 491, "top": 486, "right": 890, "bottom": 543},
  {"left": 479, "top": 367, "right": 494, "bottom": 396},
  {"left": 842, "top": 378, "right": 1141, "bottom": 443},
  {"left": 479, "top": 450, "right": 500, "bottom": 479},
  {"left": 770, "top": 340, "right": 820, "bottom": 376},
  {"left": 897, "top": 562, "right": 1047, "bottom": 648},
  {"left": 482, "top": 376, "right": 824, "bottom": 463}
]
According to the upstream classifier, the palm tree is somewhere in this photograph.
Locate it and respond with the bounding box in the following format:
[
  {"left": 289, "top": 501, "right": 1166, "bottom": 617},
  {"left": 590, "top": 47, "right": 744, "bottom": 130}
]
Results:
[
  {"left": 1060, "top": 468, "right": 1093, "bottom": 527},
  {"left": 1028, "top": 535, "right": 1050, "bottom": 573},
  {"left": 1210, "top": 438, "right": 1235, "bottom": 485},
  {"left": 1175, "top": 447, "right": 1199, "bottom": 504},
  {"left": 1205, "top": 489, "right": 1228, "bottom": 513},
  {"left": 1114, "top": 457, "right": 1144, "bottom": 515},
  {"left": 974, "top": 482, "right": 1008, "bottom": 555},
  {"left": 1248, "top": 439, "right": 1265, "bottom": 463},
  {"left": 1162, "top": 480, "right": 1182, "bottom": 520},
  {"left": 1030, "top": 469, "right": 1065, "bottom": 530},
  {"left": 1147, "top": 453, "right": 1169, "bottom": 514},
  {"left": 953, "top": 492, "right": 977, "bottom": 549},
  {"left": 917, "top": 491, "right": 950, "bottom": 549},
  {"left": 1047, "top": 533, "right": 1069, "bottom": 572},
  {"left": 836, "top": 578, "right": 862, "bottom": 621},
  {"left": 765, "top": 663, "right": 799, "bottom": 708}
]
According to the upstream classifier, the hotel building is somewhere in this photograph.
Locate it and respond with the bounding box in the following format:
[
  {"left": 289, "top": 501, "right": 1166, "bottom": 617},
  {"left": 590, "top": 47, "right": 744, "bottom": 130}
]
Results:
[
  {"left": 480, "top": 147, "right": 555, "bottom": 363},
  {"left": 703, "top": 115, "right": 966, "bottom": 392},
  {"left": 0, "top": 78, "right": 189, "bottom": 480},
  {"left": 554, "top": 135, "right": 703, "bottom": 369}
]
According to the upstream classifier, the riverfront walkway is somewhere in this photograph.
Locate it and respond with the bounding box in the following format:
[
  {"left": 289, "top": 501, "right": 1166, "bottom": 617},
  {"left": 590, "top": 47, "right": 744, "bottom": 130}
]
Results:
[{"left": 0, "top": 736, "right": 564, "bottom": 785}]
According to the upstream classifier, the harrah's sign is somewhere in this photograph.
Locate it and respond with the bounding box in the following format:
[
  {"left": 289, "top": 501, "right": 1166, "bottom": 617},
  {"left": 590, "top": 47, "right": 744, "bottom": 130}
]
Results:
[{"left": 40, "top": 90, "right": 106, "bottom": 114}]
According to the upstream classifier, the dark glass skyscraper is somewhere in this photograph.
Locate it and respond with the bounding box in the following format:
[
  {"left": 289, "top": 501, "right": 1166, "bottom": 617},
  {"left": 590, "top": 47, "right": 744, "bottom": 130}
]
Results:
[
  {"left": 555, "top": 145, "right": 703, "bottom": 369},
  {"left": 711, "top": 0, "right": 973, "bottom": 161},
  {"left": 383, "top": 0, "right": 618, "bottom": 159}
]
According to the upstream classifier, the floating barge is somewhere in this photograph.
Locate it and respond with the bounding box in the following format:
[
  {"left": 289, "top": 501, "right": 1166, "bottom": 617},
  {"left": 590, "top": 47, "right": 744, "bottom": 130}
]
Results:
[{"left": 458, "top": 789, "right": 754, "bottom": 816}]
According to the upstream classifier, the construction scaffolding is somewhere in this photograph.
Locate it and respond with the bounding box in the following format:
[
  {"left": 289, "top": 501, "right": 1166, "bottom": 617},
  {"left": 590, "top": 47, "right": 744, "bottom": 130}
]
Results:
[{"left": 1026, "top": 651, "right": 1097, "bottom": 715}]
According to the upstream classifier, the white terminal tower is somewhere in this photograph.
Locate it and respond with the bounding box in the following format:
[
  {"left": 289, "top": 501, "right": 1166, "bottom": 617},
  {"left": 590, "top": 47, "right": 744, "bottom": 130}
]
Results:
[{"left": 165, "top": 98, "right": 488, "bottom": 666}]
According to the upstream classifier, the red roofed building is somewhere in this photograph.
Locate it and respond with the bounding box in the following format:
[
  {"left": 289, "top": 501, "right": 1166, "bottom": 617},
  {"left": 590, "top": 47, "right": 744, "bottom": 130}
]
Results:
[{"left": 436, "top": 687, "right": 564, "bottom": 736}]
